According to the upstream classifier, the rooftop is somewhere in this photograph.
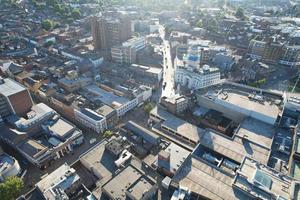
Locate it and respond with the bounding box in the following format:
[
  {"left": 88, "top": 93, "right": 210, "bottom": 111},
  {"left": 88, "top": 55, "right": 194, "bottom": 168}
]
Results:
[
  {"left": 0, "top": 153, "right": 15, "bottom": 175},
  {"left": 48, "top": 118, "right": 75, "bottom": 138},
  {"left": 124, "top": 121, "right": 161, "bottom": 145},
  {"left": 233, "top": 157, "right": 299, "bottom": 200},
  {"left": 173, "top": 156, "right": 250, "bottom": 200},
  {"left": 197, "top": 82, "right": 283, "bottom": 125},
  {"left": 79, "top": 140, "right": 117, "bottom": 184},
  {"left": 102, "top": 165, "right": 156, "bottom": 200},
  {"left": 36, "top": 163, "right": 80, "bottom": 197},
  {"left": 80, "top": 108, "right": 104, "bottom": 121},
  {"left": 236, "top": 117, "right": 275, "bottom": 149},
  {"left": 157, "top": 142, "right": 191, "bottom": 174},
  {"left": 18, "top": 139, "right": 48, "bottom": 159},
  {"left": 150, "top": 106, "right": 204, "bottom": 144},
  {"left": 86, "top": 84, "right": 129, "bottom": 109},
  {"left": 198, "top": 129, "right": 270, "bottom": 165},
  {"left": 0, "top": 77, "right": 27, "bottom": 97}
]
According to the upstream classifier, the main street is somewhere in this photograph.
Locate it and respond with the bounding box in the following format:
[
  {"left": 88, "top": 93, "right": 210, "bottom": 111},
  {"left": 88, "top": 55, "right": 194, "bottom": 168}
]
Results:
[{"left": 159, "top": 26, "right": 176, "bottom": 98}]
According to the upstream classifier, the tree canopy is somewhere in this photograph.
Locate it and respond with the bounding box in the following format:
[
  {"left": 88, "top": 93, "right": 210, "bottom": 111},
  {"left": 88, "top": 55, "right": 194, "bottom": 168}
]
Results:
[
  {"left": 41, "top": 19, "right": 54, "bottom": 31},
  {"left": 0, "top": 176, "right": 24, "bottom": 200}
]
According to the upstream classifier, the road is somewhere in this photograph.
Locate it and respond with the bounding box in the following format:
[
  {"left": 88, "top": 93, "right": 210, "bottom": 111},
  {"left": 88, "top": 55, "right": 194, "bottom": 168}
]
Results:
[{"left": 159, "top": 26, "right": 176, "bottom": 98}]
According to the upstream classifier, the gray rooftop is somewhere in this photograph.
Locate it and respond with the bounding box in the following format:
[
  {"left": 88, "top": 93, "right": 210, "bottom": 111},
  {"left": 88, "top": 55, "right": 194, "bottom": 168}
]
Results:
[
  {"left": 150, "top": 106, "right": 204, "bottom": 144},
  {"left": 79, "top": 140, "right": 117, "bottom": 184},
  {"left": 233, "top": 157, "right": 299, "bottom": 200},
  {"left": 48, "top": 118, "right": 75, "bottom": 138},
  {"left": 102, "top": 165, "right": 156, "bottom": 200},
  {"left": 86, "top": 84, "right": 129, "bottom": 109},
  {"left": 199, "top": 129, "right": 270, "bottom": 165},
  {"left": 173, "top": 156, "right": 251, "bottom": 200},
  {"left": 0, "top": 77, "right": 27, "bottom": 97}
]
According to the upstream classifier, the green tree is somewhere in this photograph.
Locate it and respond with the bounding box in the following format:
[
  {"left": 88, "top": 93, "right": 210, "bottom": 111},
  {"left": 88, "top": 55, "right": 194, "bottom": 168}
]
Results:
[
  {"left": 235, "top": 7, "right": 245, "bottom": 19},
  {"left": 103, "top": 130, "right": 113, "bottom": 138},
  {"left": 0, "top": 176, "right": 24, "bottom": 200},
  {"left": 41, "top": 19, "right": 53, "bottom": 31},
  {"left": 196, "top": 20, "right": 203, "bottom": 28},
  {"left": 71, "top": 8, "right": 81, "bottom": 19},
  {"left": 144, "top": 102, "right": 154, "bottom": 114}
]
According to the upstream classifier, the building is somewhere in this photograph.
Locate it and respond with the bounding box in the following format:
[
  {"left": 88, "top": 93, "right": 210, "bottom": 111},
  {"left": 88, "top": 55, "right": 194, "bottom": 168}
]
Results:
[
  {"left": 74, "top": 108, "right": 107, "bottom": 133},
  {"left": 96, "top": 105, "right": 118, "bottom": 129},
  {"left": 213, "top": 52, "right": 235, "bottom": 71},
  {"left": 85, "top": 84, "right": 152, "bottom": 117},
  {"left": 0, "top": 103, "right": 84, "bottom": 168},
  {"left": 58, "top": 76, "right": 93, "bottom": 93},
  {"left": 248, "top": 39, "right": 266, "bottom": 60},
  {"left": 160, "top": 94, "right": 188, "bottom": 115},
  {"left": 0, "top": 147, "right": 21, "bottom": 182},
  {"left": 130, "top": 64, "right": 163, "bottom": 82},
  {"left": 102, "top": 165, "right": 158, "bottom": 200},
  {"left": 279, "top": 45, "right": 300, "bottom": 66},
  {"left": 150, "top": 106, "right": 204, "bottom": 146},
  {"left": 36, "top": 163, "right": 82, "bottom": 200},
  {"left": 175, "top": 61, "right": 221, "bottom": 90},
  {"left": 156, "top": 142, "right": 190, "bottom": 177},
  {"left": 111, "top": 37, "right": 146, "bottom": 64},
  {"left": 196, "top": 82, "right": 284, "bottom": 125},
  {"left": 124, "top": 121, "right": 161, "bottom": 146},
  {"left": 233, "top": 157, "right": 300, "bottom": 200},
  {"left": 91, "top": 14, "right": 132, "bottom": 50},
  {"left": 0, "top": 77, "right": 33, "bottom": 119}
]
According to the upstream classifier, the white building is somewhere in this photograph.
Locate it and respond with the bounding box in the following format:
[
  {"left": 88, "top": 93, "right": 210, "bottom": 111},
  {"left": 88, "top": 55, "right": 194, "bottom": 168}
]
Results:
[
  {"left": 111, "top": 37, "right": 146, "bottom": 64},
  {"left": 175, "top": 56, "right": 221, "bottom": 90},
  {"left": 0, "top": 150, "right": 21, "bottom": 182},
  {"left": 74, "top": 108, "right": 107, "bottom": 133},
  {"left": 85, "top": 85, "right": 152, "bottom": 117}
]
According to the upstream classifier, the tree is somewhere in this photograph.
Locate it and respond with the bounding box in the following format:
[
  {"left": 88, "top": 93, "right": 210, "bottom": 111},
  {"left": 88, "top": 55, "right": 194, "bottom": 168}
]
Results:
[
  {"left": 103, "top": 130, "right": 113, "bottom": 138},
  {"left": 196, "top": 20, "right": 203, "bottom": 28},
  {"left": 41, "top": 19, "right": 53, "bottom": 31},
  {"left": 144, "top": 102, "right": 154, "bottom": 114},
  {"left": 235, "top": 7, "right": 245, "bottom": 19},
  {"left": 0, "top": 176, "right": 24, "bottom": 200},
  {"left": 71, "top": 8, "right": 81, "bottom": 19}
]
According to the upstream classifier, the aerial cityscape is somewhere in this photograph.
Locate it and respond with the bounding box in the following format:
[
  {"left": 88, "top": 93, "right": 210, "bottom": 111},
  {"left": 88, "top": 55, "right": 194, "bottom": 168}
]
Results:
[{"left": 1, "top": 0, "right": 300, "bottom": 199}]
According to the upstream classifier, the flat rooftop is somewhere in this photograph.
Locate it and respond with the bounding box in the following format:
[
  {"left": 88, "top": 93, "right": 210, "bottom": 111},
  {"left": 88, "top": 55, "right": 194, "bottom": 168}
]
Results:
[
  {"left": 18, "top": 139, "right": 48, "bottom": 158},
  {"left": 86, "top": 84, "right": 129, "bottom": 109},
  {"left": 102, "top": 165, "right": 155, "bottom": 200},
  {"left": 233, "top": 157, "right": 298, "bottom": 200},
  {"left": 198, "top": 82, "right": 283, "bottom": 124},
  {"left": 173, "top": 156, "right": 251, "bottom": 200},
  {"left": 80, "top": 108, "right": 104, "bottom": 121},
  {"left": 236, "top": 117, "right": 275, "bottom": 149},
  {"left": 199, "top": 129, "right": 270, "bottom": 165},
  {"left": 219, "top": 90, "right": 280, "bottom": 118},
  {"left": 0, "top": 77, "right": 27, "bottom": 97},
  {"left": 79, "top": 140, "right": 117, "bottom": 184},
  {"left": 49, "top": 118, "right": 75, "bottom": 138},
  {"left": 0, "top": 153, "right": 15, "bottom": 174},
  {"left": 157, "top": 142, "right": 190, "bottom": 174},
  {"left": 36, "top": 163, "right": 76, "bottom": 193},
  {"left": 151, "top": 106, "right": 204, "bottom": 144}
]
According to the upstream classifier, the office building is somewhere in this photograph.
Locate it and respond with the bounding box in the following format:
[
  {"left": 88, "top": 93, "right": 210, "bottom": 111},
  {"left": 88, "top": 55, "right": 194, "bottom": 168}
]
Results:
[
  {"left": 0, "top": 77, "right": 33, "bottom": 118},
  {"left": 0, "top": 147, "right": 21, "bottom": 182},
  {"left": 111, "top": 37, "right": 146, "bottom": 64},
  {"left": 160, "top": 94, "right": 188, "bottom": 115},
  {"left": 74, "top": 108, "right": 107, "bottom": 133},
  {"left": 91, "top": 14, "right": 132, "bottom": 50}
]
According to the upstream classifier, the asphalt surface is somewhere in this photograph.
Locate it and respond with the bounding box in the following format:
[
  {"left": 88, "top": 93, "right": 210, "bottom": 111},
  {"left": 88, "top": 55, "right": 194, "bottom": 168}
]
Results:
[{"left": 159, "top": 26, "right": 176, "bottom": 98}]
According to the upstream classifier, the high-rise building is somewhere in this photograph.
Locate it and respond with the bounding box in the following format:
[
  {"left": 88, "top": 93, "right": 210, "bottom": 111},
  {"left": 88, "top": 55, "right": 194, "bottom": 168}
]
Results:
[
  {"left": 0, "top": 77, "right": 33, "bottom": 118},
  {"left": 111, "top": 37, "right": 146, "bottom": 64},
  {"left": 91, "top": 14, "right": 132, "bottom": 50}
]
